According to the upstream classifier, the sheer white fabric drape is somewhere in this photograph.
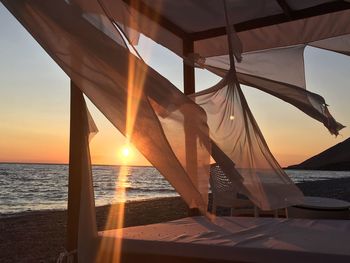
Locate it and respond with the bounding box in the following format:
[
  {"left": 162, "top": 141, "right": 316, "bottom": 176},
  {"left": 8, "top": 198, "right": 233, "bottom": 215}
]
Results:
[
  {"left": 203, "top": 45, "right": 345, "bottom": 135},
  {"left": 77, "top": 94, "right": 98, "bottom": 263},
  {"left": 192, "top": 71, "right": 304, "bottom": 210},
  {"left": 2, "top": 0, "right": 211, "bottom": 213},
  {"left": 95, "top": 0, "right": 347, "bottom": 135}
]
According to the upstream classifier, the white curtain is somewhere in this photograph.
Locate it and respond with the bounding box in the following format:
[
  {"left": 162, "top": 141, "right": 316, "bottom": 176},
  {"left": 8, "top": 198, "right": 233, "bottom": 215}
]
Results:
[{"left": 192, "top": 71, "right": 304, "bottom": 210}]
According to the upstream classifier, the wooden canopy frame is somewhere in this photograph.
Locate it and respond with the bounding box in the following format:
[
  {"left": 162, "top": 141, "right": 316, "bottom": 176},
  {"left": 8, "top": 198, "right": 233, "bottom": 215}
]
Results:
[
  {"left": 66, "top": 1, "right": 350, "bottom": 261},
  {"left": 122, "top": 0, "right": 350, "bottom": 94}
]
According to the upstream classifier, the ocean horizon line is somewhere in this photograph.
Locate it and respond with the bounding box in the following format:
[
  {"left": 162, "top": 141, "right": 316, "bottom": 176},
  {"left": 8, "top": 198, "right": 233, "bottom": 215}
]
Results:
[{"left": 0, "top": 161, "right": 152, "bottom": 167}]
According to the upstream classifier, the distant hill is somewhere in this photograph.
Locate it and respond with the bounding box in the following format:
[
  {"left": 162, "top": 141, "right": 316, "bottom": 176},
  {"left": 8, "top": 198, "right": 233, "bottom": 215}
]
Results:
[{"left": 287, "top": 137, "right": 350, "bottom": 171}]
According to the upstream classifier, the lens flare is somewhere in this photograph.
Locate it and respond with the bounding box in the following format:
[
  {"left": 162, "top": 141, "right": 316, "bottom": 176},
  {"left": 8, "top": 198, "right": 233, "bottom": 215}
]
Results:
[
  {"left": 96, "top": 166, "right": 129, "bottom": 263},
  {"left": 122, "top": 148, "right": 130, "bottom": 157},
  {"left": 119, "top": 144, "right": 134, "bottom": 164},
  {"left": 121, "top": 146, "right": 130, "bottom": 157},
  {"left": 97, "top": 2, "right": 163, "bottom": 261}
]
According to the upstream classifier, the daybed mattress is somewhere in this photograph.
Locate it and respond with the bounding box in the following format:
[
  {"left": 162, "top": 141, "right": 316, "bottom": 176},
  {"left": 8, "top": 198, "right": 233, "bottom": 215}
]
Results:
[{"left": 99, "top": 216, "right": 350, "bottom": 262}]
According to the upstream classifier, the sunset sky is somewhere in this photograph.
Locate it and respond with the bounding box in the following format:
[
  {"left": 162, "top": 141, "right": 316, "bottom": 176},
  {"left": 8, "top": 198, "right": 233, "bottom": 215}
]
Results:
[{"left": 0, "top": 4, "right": 349, "bottom": 167}]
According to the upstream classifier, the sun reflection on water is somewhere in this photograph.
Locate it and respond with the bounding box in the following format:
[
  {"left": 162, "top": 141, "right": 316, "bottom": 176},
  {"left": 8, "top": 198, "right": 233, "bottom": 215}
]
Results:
[{"left": 96, "top": 165, "right": 130, "bottom": 263}]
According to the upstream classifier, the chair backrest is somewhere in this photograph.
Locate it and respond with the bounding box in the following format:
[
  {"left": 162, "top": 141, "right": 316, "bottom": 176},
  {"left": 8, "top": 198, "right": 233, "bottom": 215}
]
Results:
[
  {"left": 210, "top": 164, "right": 239, "bottom": 207},
  {"left": 210, "top": 163, "right": 257, "bottom": 209}
]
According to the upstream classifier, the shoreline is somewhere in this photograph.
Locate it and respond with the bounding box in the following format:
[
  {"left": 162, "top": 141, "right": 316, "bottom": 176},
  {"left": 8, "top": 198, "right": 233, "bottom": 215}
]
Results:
[
  {"left": 0, "top": 162, "right": 152, "bottom": 168},
  {"left": 2, "top": 177, "right": 350, "bottom": 219},
  {"left": 1, "top": 178, "right": 350, "bottom": 262},
  {"left": 0, "top": 196, "right": 180, "bottom": 219}
]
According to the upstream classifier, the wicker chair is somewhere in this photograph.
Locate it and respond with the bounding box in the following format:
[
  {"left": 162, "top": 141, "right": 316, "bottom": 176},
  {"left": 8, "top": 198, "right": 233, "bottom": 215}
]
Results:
[{"left": 209, "top": 163, "right": 259, "bottom": 217}]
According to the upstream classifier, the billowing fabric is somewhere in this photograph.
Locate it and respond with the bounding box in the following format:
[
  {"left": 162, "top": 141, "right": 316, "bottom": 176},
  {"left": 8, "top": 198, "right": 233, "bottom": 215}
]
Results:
[
  {"left": 2, "top": 0, "right": 348, "bottom": 261},
  {"left": 194, "top": 9, "right": 349, "bottom": 135},
  {"left": 3, "top": 0, "right": 347, "bottom": 210},
  {"left": 94, "top": 0, "right": 348, "bottom": 135},
  {"left": 89, "top": 0, "right": 350, "bottom": 57},
  {"left": 90, "top": 0, "right": 285, "bottom": 56},
  {"left": 95, "top": 1, "right": 350, "bottom": 61},
  {"left": 204, "top": 45, "right": 345, "bottom": 135},
  {"left": 196, "top": 8, "right": 350, "bottom": 56},
  {"left": 192, "top": 72, "right": 304, "bottom": 210},
  {"left": 2, "top": 0, "right": 211, "bottom": 214},
  {"left": 59, "top": 86, "right": 98, "bottom": 263},
  {"left": 209, "top": 164, "right": 252, "bottom": 212},
  {"left": 77, "top": 92, "right": 98, "bottom": 263},
  {"left": 310, "top": 34, "right": 350, "bottom": 56}
]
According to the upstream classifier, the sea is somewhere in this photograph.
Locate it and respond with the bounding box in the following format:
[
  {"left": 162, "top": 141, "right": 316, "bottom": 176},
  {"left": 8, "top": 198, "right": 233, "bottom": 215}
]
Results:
[{"left": 1, "top": 163, "right": 350, "bottom": 216}]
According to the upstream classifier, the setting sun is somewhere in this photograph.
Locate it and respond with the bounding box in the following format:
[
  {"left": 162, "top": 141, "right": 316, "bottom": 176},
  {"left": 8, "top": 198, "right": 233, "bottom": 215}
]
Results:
[
  {"left": 119, "top": 144, "right": 134, "bottom": 163},
  {"left": 122, "top": 146, "right": 130, "bottom": 157}
]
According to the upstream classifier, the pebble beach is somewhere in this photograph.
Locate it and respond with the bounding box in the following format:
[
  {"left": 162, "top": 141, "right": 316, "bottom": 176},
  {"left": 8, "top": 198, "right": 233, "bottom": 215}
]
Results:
[{"left": 1, "top": 178, "right": 350, "bottom": 263}]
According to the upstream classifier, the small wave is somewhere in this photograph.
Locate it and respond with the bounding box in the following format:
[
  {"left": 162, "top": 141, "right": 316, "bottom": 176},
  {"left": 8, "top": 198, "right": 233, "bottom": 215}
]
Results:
[
  {"left": 2, "top": 164, "right": 350, "bottom": 214},
  {"left": 125, "top": 187, "right": 175, "bottom": 193}
]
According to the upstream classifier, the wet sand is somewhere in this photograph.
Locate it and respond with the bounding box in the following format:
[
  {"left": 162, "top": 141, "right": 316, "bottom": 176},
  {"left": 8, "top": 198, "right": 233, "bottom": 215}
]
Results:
[{"left": 1, "top": 178, "right": 350, "bottom": 262}]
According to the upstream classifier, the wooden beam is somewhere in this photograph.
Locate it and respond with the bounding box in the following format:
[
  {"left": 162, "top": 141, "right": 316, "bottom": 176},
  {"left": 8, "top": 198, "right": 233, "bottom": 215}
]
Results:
[
  {"left": 190, "top": 1, "right": 350, "bottom": 40},
  {"left": 66, "top": 81, "right": 85, "bottom": 262},
  {"left": 122, "top": 0, "right": 188, "bottom": 40},
  {"left": 276, "top": 0, "right": 292, "bottom": 19},
  {"left": 183, "top": 39, "right": 195, "bottom": 95}
]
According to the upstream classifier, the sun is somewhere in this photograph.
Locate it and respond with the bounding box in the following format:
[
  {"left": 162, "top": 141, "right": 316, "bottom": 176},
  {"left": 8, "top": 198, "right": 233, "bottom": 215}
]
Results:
[
  {"left": 122, "top": 146, "right": 130, "bottom": 157},
  {"left": 120, "top": 144, "right": 133, "bottom": 163}
]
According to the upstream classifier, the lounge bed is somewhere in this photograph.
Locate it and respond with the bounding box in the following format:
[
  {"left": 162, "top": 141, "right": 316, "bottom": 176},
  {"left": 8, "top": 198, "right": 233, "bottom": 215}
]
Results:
[
  {"left": 98, "top": 216, "right": 350, "bottom": 263},
  {"left": 288, "top": 196, "right": 350, "bottom": 219}
]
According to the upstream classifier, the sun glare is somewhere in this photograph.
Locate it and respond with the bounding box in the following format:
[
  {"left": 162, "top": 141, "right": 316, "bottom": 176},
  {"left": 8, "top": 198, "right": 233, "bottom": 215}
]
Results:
[
  {"left": 122, "top": 146, "right": 130, "bottom": 157},
  {"left": 120, "top": 144, "right": 133, "bottom": 163}
]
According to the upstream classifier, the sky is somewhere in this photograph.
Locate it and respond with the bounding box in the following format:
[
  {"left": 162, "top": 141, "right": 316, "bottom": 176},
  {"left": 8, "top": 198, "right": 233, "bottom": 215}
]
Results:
[{"left": 0, "top": 4, "right": 349, "bottom": 167}]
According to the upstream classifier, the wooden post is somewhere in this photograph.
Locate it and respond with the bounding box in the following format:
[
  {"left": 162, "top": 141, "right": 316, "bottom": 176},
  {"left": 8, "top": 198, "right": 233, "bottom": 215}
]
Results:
[
  {"left": 66, "top": 81, "right": 85, "bottom": 261},
  {"left": 183, "top": 40, "right": 201, "bottom": 216},
  {"left": 183, "top": 40, "right": 195, "bottom": 95}
]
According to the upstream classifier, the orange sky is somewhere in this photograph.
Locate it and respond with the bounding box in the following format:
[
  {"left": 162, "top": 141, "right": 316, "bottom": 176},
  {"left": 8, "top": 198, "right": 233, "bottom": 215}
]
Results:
[{"left": 0, "top": 5, "right": 349, "bottom": 167}]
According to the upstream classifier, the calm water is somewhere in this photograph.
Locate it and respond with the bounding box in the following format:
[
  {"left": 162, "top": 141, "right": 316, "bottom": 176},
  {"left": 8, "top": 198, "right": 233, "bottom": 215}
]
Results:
[{"left": 1, "top": 163, "right": 350, "bottom": 216}]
